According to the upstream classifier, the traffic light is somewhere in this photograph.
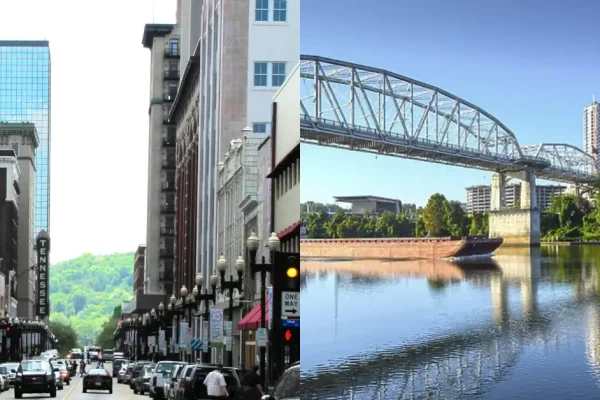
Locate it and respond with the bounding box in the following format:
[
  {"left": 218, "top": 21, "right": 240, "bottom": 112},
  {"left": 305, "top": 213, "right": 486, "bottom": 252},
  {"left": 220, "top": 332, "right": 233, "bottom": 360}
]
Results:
[
  {"left": 282, "top": 327, "right": 299, "bottom": 344},
  {"left": 283, "top": 256, "right": 300, "bottom": 291}
]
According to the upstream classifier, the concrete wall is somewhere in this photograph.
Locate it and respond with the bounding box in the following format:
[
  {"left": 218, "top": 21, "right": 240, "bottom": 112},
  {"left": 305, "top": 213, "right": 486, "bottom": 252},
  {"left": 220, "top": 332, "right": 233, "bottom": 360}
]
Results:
[
  {"left": 273, "top": 64, "right": 299, "bottom": 166},
  {"left": 246, "top": 0, "right": 300, "bottom": 132}
]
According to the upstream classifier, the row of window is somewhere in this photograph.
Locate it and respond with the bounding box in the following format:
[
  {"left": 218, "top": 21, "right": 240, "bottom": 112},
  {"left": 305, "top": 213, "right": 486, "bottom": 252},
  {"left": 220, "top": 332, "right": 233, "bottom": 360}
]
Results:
[
  {"left": 254, "top": 62, "right": 286, "bottom": 87},
  {"left": 255, "top": 0, "right": 287, "bottom": 22},
  {"left": 274, "top": 159, "right": 299, "bottom": 200}
]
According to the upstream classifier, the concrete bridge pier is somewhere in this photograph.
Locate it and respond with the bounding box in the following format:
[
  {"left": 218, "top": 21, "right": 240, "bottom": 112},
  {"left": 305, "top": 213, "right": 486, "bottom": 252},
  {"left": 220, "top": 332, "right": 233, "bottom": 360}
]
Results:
[
  {"left": 490, "top": 272, "right": 508, "bottom": 325},
  {"left": 488, "top": 169, "right": 541, "bottom": 246}
]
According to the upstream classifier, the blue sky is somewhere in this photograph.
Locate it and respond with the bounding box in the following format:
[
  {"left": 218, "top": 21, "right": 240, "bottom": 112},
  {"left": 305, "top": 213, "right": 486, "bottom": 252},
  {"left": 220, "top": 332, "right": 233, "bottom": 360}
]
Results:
[{"left": 300, "top": 0, "right": 600, "bottom": 206}]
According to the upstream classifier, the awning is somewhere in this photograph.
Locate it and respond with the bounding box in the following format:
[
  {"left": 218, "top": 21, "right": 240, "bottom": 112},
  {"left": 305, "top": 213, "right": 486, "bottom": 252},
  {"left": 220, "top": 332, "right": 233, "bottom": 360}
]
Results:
[
  {"left": 278, "top": 221, "right": 301, "bottom": 240},
  {"left": 237, "top": 301, "right": 270, "bottom": 331}
]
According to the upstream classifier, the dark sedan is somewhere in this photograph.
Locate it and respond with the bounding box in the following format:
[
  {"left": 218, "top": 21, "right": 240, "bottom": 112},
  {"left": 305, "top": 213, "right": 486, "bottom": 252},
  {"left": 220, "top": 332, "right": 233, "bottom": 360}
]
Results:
[
  {"left": 82, "top": 368, "right": 113, "bottom": 394},
  {"left": 14, "top": 359, "right": 57, "bottom": 398}
]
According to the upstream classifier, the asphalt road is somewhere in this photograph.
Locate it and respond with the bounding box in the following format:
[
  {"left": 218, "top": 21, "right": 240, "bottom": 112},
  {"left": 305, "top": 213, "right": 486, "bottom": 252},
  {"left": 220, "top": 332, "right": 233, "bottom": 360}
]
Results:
[{"left": 0, "top": 374, "right": 137, "bottom": 400}]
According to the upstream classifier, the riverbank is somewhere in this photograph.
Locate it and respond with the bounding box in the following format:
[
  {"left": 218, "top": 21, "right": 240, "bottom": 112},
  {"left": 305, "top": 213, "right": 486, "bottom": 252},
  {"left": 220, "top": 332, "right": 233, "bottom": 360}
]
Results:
[{"left": 541, "top": 241, "right": 600, "bottom": 246}]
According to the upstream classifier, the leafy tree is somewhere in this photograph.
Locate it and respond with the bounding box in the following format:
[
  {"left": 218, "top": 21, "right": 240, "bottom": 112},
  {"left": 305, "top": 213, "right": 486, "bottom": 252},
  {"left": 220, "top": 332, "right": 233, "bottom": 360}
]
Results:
[
  {"left": 306, "top": 212, "right": 329, "bottom": 238},
  {"left": 422, "top": 193, "right": 451, "bottom": 236},
  {"left": 49, "top": 320, "right": 78, "bottom": 355}
]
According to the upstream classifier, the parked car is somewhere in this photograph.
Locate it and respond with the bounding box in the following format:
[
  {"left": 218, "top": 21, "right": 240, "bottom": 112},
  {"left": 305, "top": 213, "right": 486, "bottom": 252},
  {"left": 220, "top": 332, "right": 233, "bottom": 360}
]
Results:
[
  {"left": 133, "top": 364, "right": 155, "bottom": 395},
  {"left": 0, "top": 374, "right": 6, "bottom": 392},
  {"left": 82, "top": 368, "right": 113, "bottom": 394},
  {"left": 130, "top": 363, "right": 152, "bottom": 390},
  {"left": 3, "top": 362, "right": 19, "bottom": 385},
  {"left": 69, "top": 349, "right": 83, "bottom": 359},
  {"left": 150, "top": 361, "right": 187, "bottom": 399},
  {"left": 117, "top": 363, "right": 129, "bottom": 383},
  {"left": 169, "top": 363, "right": 195, "bottom": 400},
  {"left": 261, "top": 362, "right": 300, "bottom": 400},
  {"left": 122, "top": 363, "right": 135, "bottom": 384},
  {"left": 13, "top": 359, "right": 58, "bottom": 398},
  {"left": 112, "top": 358, "right": 126, "bottom": 377}
]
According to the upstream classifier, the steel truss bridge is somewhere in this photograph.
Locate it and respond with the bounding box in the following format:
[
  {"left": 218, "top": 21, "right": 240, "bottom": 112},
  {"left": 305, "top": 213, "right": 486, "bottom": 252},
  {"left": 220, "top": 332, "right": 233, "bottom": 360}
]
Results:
[{"left": 300, "top": 55, "right": 597, "bottom": 184}]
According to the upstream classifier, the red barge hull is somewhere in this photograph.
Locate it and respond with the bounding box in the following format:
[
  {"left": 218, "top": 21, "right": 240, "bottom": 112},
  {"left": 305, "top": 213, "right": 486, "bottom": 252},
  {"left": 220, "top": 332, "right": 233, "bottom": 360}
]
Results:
[{"left": 300, "top": 236, "right": 503, "bottom": 260}]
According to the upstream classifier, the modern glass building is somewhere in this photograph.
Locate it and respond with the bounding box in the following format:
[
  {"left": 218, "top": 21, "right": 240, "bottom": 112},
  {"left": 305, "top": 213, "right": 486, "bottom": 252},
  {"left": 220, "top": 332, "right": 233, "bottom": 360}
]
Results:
[{"left": 0, "top": 41, "right": 51, "bottom": 237}]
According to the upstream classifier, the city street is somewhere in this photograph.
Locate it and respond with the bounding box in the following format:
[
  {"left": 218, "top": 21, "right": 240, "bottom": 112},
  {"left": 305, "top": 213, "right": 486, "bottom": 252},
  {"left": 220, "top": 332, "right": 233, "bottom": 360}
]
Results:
[{"left": 0, "top": 374, "right": 134, "bottom": 399}]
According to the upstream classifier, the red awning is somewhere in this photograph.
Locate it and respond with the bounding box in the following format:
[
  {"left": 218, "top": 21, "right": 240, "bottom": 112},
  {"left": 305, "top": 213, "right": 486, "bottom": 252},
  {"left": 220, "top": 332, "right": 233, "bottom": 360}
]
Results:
[
  {"left": 277, "top": 221, "right": 301, "bottom": 240},
  {"left": 237, "top": 301, "right": 270, "bottom": 331}
]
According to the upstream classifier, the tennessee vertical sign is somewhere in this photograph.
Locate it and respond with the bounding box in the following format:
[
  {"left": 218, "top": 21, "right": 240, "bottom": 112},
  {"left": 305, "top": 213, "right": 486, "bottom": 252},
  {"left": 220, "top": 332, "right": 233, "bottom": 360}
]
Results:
[{"left": 36, "top": 230, "right": 50, "bottom": 316}]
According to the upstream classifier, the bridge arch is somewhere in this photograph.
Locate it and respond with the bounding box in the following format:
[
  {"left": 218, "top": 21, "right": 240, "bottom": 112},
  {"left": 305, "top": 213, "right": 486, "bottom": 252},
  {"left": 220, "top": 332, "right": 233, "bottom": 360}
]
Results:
[
  {"left": 520, "top": 143, "right": 598, "bottom": 183},
  {"left": 300, "top": 55, "right": 525, "bottom": 170}
]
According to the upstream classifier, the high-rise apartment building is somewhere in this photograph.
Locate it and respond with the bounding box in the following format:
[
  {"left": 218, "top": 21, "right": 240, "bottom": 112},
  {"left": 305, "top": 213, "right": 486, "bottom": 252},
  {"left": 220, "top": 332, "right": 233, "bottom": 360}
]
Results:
[
  {"left": 584, "top": 100, "right": 599, "bottom": 162},
  {"left": 466, "top": 184, "right": 566, "bottom": 213},
  {"left": 0, "top": 123, "right": 38, "bottom": 319},
  {"left": 0, "top": 41, "right": 51, "bottom": 238},
  {"left": 135, "top": 25, "right": 181, "bottom": 314}
]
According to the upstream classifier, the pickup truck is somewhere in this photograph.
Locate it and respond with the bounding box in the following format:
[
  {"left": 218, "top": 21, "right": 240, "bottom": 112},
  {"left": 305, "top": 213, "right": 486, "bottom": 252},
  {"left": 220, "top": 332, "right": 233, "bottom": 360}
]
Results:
[{"left": 150, "top": 361, "right": 187, "bottom": 399}]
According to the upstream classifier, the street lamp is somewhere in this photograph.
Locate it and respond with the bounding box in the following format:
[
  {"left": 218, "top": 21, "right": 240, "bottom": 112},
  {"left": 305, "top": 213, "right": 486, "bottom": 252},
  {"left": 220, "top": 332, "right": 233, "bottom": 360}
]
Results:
[
  {"left": 216, "top": 254, "right": 245, "bottom": 367},
  {"left": 193, "top": 273, "right": 218, "bottom": 363},
  {"left": 247, "top": 230, "right": 280, "bottom": 385},
  {"left": 171, "top": 292, "right": 184, "bottom": 361}
]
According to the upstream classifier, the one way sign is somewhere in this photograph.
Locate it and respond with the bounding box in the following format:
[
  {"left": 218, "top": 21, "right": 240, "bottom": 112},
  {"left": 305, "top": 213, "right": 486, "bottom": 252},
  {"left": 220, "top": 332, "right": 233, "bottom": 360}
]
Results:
[{"left": 281, "top": 291, "right": 300, "bottom": 318}]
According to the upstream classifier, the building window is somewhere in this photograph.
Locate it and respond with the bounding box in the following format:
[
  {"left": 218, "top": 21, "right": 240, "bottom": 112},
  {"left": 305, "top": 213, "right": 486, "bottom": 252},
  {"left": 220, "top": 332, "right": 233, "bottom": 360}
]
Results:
[
  {"left": 255, "top": 0, "right": 269, "bottom": 21},
  {"left": 273, "top": 0, "right": 287, "bottom": 22},
  {"left": 254, "top": 62, "right": 268, "bottom": 87},
  {"left": 11, "top": 143, "right": 19, "bottom": 157},
  {"left": 168, "top": 39, "right": 179, "bottom": 56},
  {"left": 272, "top": 62, "right": 286, "bottom": 87},
  {"left": 253, "top": 123, "right": 269, "bottom": 134}
]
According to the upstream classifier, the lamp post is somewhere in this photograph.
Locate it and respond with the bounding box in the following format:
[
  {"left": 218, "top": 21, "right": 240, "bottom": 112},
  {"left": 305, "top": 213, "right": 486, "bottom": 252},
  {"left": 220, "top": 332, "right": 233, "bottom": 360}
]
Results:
[
  {"left": 157, "top": 301, "right": 173, "bottom": 361},
  {"left": 170, "top": 293, "right": 184, "bottom": 360},
  {"left": 193, "top": 273, "right": 218, "bottom": 363},
  {"left": 247, "top": 230, "right": 281, "bottom": 385},
  {"left": 216, "top": 254, "right": 245, "bottom": 367},
  {"left": 181, "top": 285, "right": 195, "bottom": 362},
  {"left": 149, "top": 308, "right": 159, "bottom": 362}
]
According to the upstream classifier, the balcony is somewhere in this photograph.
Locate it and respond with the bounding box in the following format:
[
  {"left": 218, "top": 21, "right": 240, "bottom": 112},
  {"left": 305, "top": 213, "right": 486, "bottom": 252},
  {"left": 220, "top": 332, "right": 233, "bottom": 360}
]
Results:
[
  {"left": 160, "top": 225, "right": 175, "bottom": 235},
  {"left": 164, "top": 70, "right": 179, "bottom": 80},
  {"left": 161, "top": 181, "right": 175, "bottom": 191},
  {"left": 159, "top": 248, "right": 174, "bottom": 258},
  {"left": 160, "top": 203, "right": 175, "bottom": 213},
  {"left": 162, "top": 134, "right": 176, "bottom": 147}
]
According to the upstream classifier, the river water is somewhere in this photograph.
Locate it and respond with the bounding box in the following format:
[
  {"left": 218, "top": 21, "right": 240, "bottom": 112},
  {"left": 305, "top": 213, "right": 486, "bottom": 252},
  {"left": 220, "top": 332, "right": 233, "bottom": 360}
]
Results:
[{"left": 300, "top": 246, "right": 600, "bottom": 399}]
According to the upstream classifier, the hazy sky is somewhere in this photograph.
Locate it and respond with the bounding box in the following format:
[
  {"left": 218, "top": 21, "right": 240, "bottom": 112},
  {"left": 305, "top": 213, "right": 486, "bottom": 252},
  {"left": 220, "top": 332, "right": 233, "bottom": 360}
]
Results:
[
  {"left": 0, "top": 0, "right": 176, "bottom": 262},
  {"left": 300, "top": 0, "right": 600, "bottom": 206}
]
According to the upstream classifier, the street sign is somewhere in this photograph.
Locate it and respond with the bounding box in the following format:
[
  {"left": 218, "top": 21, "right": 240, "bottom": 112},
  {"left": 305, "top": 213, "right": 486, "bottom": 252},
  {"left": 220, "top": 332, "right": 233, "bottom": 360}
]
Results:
[
  {"left": 282, "top": 319, "right": 300, "bottom": 328},
  {"left": 256, "top": 328, "right": 268, "bottom": 347},
  {"left": 281, "top": 291, "right": 300, "bottom": 318}
]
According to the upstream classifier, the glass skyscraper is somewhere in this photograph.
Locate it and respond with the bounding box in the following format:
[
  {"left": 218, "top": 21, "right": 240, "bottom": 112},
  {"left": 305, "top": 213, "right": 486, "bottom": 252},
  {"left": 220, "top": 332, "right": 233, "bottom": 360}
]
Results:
[{"left": 0, "top": 41, "right": 51, "bottom": 237}]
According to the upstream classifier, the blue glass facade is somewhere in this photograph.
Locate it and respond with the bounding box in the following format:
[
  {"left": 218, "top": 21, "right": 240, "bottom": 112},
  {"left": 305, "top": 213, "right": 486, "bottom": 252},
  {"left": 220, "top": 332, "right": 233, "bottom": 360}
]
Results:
[{"left": 0, "top": 41, "right": 51, "bottom": 237}]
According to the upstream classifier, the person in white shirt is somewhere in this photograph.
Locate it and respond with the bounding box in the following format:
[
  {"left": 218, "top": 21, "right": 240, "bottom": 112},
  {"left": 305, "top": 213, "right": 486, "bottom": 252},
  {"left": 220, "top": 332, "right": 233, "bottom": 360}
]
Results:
[{"left": 203, "top": 364, "right": 228, "bottom": 399}]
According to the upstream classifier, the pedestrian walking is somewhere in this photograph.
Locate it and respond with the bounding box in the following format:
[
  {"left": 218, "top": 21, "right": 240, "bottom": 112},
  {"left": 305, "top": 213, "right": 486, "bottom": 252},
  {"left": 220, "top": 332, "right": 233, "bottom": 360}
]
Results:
[
  {"left": 203, "top": 364, "right": 229, "bottom": 399},
  {"left": 241, "top": 365, "right": 263, "bottom": 400},
  {"left": 96, "top": 353, "right": 104, "bottom": 368},
  {"left": 79, "top": 359, "right": 86, "bottom": 377}
]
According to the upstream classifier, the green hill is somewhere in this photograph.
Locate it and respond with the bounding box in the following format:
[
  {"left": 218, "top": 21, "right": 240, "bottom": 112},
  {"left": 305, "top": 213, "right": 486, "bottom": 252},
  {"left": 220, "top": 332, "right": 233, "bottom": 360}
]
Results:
[{"left": 49, "top": 252, "right": 134, "bottom": 343}]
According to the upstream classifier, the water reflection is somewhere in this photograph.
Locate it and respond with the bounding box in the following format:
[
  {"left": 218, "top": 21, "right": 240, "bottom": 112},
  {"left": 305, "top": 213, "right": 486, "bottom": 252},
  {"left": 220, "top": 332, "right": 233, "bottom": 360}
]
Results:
[{"left": 301, "top": 247, "right": 600, "bottom": 399}]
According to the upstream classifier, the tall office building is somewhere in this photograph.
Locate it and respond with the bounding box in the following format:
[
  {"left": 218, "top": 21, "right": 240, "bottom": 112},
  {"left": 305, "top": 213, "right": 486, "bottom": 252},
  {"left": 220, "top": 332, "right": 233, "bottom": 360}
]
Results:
[
  {"left": 134, "top": 24, "right": 180, "bottom": 314},
  {"left": 584, "top": 100, "right": 600, "bottom": 161},
  {"left": 0, "top": 41, "right": 51, "bottom": 238}
]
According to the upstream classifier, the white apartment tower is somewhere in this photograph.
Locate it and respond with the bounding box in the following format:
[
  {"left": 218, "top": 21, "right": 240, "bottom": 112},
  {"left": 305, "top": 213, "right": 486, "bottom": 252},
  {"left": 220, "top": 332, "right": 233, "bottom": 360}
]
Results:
[{"left": 583, "top": 100, "right": 599, "bottom": 161}]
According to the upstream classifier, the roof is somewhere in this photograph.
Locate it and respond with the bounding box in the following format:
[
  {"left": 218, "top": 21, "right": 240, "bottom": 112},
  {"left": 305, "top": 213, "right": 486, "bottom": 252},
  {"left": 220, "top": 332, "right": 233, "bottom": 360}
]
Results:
[
  {"left": 0, "top": 40, "right": 49, "bottom": 47},
  {"left": 333, "top": 195, "right": 401, "bottom": 204},
  {"left": 142, "top": 23, "right": 175, "bottom": 49},
  {"left": 0, "top": 122, "right": 40, "bottom": 149}
]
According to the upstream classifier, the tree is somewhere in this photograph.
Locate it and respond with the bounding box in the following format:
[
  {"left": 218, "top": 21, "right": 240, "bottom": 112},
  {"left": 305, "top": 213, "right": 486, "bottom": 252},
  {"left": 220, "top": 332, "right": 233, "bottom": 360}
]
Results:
[
  {"left": 306, "top": 211, "right": 329, "bottom": 238},
  {"left": 422, "top": 193, "right": 451, "bottom": 236},
  {"left": 49, "top": 321, "right": 78, "bottom": 355},
  {"left": 95, "top": 304, "right": 122, "bottom": 349}
]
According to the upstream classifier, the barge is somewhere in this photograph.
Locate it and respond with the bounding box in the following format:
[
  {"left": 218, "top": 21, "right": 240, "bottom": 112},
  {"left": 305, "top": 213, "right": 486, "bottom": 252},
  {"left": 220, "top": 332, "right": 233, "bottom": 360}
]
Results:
[{"left": 300, "top": 236, "right": 503, "bottom": 260}]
